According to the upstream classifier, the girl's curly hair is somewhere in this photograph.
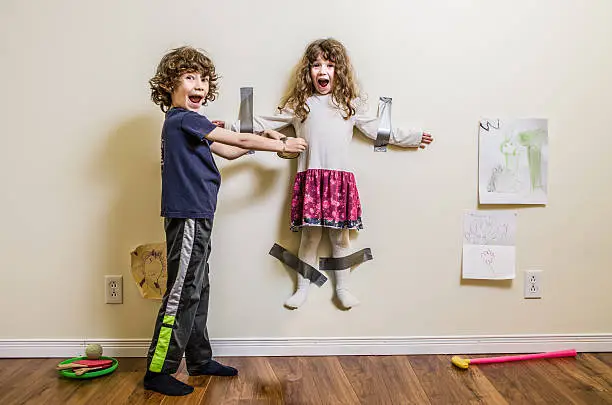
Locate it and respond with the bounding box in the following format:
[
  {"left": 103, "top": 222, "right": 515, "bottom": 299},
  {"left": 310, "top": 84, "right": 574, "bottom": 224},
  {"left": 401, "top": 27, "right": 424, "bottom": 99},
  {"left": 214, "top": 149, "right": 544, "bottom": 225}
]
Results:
[
  {"left": 279, "top": 38, "right": 360, "bottom": 122},
  {"left": 149, "top": 46, "right": 219, "bottom": 112}
]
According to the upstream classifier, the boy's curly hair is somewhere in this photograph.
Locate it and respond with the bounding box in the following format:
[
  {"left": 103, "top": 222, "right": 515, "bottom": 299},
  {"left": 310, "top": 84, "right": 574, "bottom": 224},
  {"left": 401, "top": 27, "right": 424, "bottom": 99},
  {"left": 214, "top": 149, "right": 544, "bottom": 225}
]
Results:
[
  {"left": 149, "top": 46, "right": 219, "bottom": 112},
  {"left": 280, "top": 38, "right": 360, "bottom": 122}
]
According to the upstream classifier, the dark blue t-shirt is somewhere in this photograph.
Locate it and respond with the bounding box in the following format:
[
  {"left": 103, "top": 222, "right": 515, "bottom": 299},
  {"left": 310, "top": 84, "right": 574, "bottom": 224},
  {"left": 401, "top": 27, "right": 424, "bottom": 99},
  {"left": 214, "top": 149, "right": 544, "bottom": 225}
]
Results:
[{"left": 161, "top": 108, "right": 220, "bottom": 219}]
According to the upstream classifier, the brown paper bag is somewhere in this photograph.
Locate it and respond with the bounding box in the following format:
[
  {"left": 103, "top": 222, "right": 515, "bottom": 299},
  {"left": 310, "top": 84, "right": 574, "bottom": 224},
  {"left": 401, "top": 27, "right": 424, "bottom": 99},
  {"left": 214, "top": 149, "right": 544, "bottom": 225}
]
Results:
[{"left": 130, "top": 243, "right": 167, "bottom": 300}]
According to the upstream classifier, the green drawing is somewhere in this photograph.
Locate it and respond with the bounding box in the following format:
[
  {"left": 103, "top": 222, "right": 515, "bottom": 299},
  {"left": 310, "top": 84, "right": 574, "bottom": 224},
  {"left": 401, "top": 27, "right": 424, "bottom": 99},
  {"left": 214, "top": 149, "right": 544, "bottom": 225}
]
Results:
[{"left": 517, "top": 129, "right": 546, "bottom": 190}]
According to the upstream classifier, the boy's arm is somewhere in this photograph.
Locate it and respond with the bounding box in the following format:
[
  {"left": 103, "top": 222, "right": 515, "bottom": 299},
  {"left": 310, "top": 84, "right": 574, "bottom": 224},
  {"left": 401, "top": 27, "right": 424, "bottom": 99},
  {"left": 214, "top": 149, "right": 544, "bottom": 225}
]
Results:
[
  {"left": 210, "top": 142, "right": 251, "bottom": 160},
  {"left": 210, "top": 131, "right": 289, "bottom": 159},
  {"left": 181, "top": 111, "right": 305, "bottom": 156},
  {"left": 208, "top": 120, "right": 287, "bottom": 160},
  {"left": 206, "top": 126, "right": 306, "bottom": 153},
  {"left": 208, "top": 120, "right": 249, "bottom": 160}
]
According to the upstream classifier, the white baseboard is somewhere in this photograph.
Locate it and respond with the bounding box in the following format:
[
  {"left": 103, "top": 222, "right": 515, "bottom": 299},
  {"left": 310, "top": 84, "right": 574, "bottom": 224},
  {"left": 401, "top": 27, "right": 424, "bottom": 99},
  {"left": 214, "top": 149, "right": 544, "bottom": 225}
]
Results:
[{"left": 0, "top": 334, "right": 610, "bottom": 358}]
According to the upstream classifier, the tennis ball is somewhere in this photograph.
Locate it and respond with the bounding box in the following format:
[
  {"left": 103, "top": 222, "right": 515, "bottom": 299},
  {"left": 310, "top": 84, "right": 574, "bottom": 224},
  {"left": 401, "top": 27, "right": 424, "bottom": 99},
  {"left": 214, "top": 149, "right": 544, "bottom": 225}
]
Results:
[{"left": 85, "top": 343, "right": 103, "bottom": 359}]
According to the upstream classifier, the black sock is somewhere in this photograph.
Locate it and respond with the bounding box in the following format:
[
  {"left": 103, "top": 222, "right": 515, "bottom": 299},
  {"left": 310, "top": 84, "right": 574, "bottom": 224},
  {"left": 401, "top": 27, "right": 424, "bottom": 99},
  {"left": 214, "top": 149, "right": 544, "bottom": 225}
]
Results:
[
  {"left": 188, "top": 360, "right": 238, "bottom": 376},
  {"left": 144, "top": 371, "right": 194, "bottom": 396}
]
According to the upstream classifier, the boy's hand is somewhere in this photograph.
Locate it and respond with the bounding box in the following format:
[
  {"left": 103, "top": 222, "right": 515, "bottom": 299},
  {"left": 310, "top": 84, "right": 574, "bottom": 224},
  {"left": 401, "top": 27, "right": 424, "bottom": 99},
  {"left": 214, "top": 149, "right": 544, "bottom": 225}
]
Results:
[
  {"left": 262, "top": 129, "right": 284, "bottom": 140},
  {"left": 420, "top": 132, "right": 433, "bottom": 149},
  {"left": 283, "top": 137, "right": 307, "bottom": 153},
  {"left": 212, "top": 120, "right": 225, "bottom": 128}
]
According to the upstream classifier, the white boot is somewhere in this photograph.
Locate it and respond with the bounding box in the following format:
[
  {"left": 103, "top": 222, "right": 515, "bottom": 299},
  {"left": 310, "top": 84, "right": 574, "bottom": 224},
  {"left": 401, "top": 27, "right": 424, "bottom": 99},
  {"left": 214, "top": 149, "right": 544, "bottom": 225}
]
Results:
[
  {"left": 285, "top": 227, "right": 321, "bottom": 309},
  {"left": 328, "top": 229, "right": 360, "bottom": 308},
  {"left": 335, "top": 269, "right": 360, "bottom": 308},
  {"left": 285, "top": 273, "right": 312, "bottom": 309}
]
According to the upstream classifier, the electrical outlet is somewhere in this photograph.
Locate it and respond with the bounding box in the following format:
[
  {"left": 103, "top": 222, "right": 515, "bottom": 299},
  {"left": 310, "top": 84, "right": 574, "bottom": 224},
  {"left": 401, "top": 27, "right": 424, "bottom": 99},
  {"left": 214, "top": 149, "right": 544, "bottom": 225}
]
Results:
[
  {"left": 524, "top": 270, "right": 542, "bottom": 299},
  {"left": 105, "top": 275, "right": 123, "bottom": 304}
]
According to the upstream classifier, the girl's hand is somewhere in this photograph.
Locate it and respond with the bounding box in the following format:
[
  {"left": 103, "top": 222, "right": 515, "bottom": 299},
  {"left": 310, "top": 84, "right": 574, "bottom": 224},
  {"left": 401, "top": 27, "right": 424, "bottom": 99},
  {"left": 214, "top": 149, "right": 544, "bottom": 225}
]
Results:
[
  {"left": 262, "top": 129, "right": 284, "bottom": 140},
  {"left": 212, "top": 120, "right": 225, "bottom": 128},
  {"left": 420, "top": 132, "right": 433, "bottom": 149}
]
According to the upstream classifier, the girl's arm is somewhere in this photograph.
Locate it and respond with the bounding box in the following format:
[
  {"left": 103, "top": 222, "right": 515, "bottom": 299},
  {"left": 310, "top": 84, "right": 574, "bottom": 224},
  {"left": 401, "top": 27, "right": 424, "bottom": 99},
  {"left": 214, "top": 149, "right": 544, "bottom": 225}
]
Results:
[
  {"left": 231, "top": 108, "right": 296, "bottom": 137},
  {"left": 354, "top": 103, "right": 432, "bottom": 148}
]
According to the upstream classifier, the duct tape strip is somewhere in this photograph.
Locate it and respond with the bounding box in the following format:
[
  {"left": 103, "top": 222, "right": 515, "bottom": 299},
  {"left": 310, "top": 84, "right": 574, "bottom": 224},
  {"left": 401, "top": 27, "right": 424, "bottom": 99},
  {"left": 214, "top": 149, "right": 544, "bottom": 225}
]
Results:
[
  {"left": 374, "top": 97, "right": 392, "bottom": 152},
  {"left": 318, "top": 248, "right": 373, "bottom": 270},
  {"left": 269, "top": 243, "right": 327, "bottom": 287},
  {"left": 239, "top": 87, "right": 255, "bottom": 154},
  {"left": 239, "top": 87, "right": 254, "bottom": 133}
]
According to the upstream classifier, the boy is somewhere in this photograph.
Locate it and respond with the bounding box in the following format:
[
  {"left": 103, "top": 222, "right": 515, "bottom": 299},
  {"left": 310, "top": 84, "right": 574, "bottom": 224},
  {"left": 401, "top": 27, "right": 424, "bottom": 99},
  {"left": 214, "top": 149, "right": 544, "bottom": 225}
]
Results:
[{"left": 144, "top": 46, "right": 306, "bottom": 396}]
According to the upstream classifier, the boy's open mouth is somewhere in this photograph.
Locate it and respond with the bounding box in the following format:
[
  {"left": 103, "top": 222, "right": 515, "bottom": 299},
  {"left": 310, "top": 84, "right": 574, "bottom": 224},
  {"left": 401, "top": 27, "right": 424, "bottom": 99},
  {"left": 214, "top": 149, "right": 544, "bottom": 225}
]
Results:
[{"left": 188, "top": 95, "right": 203, "bottom": 104}]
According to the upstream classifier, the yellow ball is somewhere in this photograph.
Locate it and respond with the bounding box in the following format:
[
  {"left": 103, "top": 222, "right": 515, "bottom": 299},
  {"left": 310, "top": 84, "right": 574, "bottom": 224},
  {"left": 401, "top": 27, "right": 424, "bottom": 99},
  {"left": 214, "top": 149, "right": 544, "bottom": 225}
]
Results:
[{"left": 85, "top": 344, "right": 103, "bottom": 359}]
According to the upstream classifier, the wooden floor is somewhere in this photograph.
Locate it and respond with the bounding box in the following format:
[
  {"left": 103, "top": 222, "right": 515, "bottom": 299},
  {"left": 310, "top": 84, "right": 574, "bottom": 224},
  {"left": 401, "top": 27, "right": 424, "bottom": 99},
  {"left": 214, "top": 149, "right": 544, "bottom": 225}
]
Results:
[{"left": 0, "top": 353, "right": 611, "bottom": 404}]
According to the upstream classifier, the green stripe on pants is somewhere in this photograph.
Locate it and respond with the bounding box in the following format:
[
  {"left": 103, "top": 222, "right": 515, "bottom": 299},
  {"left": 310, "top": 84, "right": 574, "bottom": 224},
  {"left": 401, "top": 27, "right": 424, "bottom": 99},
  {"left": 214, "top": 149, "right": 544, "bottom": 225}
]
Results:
[{"left": 149, "top": 326, "right": 173, "bottom": 372}]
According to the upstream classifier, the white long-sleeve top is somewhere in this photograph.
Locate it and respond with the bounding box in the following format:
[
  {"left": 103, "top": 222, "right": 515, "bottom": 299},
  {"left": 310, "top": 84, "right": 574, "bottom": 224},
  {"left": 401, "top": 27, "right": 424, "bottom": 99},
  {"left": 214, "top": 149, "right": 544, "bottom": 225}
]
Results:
[{"left": 237, "top": 94, "right": 423, "bottom": 174}]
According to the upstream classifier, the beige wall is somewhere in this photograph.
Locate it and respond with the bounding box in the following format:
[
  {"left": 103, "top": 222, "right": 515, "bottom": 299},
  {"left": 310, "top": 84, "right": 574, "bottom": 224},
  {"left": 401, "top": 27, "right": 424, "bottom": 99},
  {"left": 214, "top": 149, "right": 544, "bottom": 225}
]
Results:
[{"left": 1, "top": 0, "right": 610, "bottom": 341}]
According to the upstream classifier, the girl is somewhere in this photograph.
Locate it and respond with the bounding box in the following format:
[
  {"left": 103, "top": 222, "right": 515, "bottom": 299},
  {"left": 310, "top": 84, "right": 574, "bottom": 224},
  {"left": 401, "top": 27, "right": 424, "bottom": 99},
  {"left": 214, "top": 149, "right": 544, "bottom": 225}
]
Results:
[{"left": 248, "top": 38, "right": 433, "bottom": 309}]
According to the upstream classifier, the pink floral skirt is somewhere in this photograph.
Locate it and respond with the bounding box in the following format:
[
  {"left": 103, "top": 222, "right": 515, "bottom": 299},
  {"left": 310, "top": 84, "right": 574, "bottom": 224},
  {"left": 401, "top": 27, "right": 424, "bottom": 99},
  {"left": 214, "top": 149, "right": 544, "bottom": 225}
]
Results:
[{"left": 290, "top": 169, "right": 363, "bottom": 231}]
